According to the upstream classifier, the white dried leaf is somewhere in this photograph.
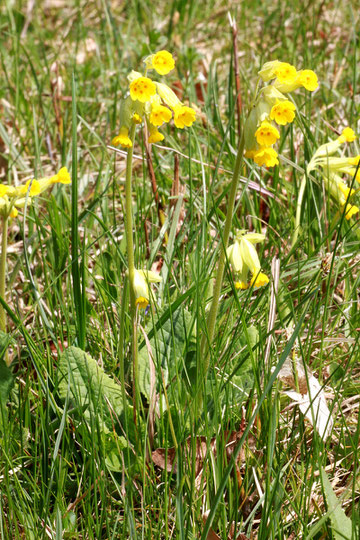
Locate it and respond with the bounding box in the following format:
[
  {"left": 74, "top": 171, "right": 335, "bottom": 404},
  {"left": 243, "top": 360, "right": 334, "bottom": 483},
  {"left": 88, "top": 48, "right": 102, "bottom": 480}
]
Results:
[{"left": 284, "top": 373, "right": 333, "bottom": 440}]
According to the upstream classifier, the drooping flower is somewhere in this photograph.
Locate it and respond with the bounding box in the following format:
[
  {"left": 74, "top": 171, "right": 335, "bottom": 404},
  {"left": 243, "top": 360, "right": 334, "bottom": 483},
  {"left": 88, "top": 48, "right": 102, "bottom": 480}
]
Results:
[
  {"left": 54, "top": 167, "right": 71, "bottom": 184},
  {"left": 270, "top": 101, "right": 296, "bottom": 125},
  {"left": 307, "top": 128, "right": 359, "bottom": 221},
  {"left": 250, "top": 272, "right": 270, "bottom": 288},
  {"left": 148, "top": 124, "right": 164, "bottom": 144},
  {"left": 132, "top": 269, "right": 162, "bottom": 309},
  {"left": 151, "top": 50, "right": 175, "bottom": 75},
  {"left": 18, "top": 179, "right": 41, "bottom": 196},
  {"left": 112, "top": 126, "right": 133, "bottom": 148},
  {"left": 337, "top": 127, "right": 356, "bottom": 144},
  {"left": 253, "top": 147, "right": 279, "bottom": 167},
  {"left": 0, "top": 168, "right": 70, "bottom": 219},
  {"left": 129, "top": 77, "right": 156, "bottom": 103},
  {"left": 274, "top": 62, "right": 297, "bottom": 84},
  {"left": 255, "top": 121, "right": 280, "bottom": 146},
  {"left": 150, "top": 104, "right": 172, "bottom": 126},
  {"left": 173, "top": 105, "right": 196, "bottom": 129},
  {"left": 297, "top": 70, "right": 318, "bottom": 91},
  {"left": 226, "top": 231, "right": 269, "bottom": 290}
]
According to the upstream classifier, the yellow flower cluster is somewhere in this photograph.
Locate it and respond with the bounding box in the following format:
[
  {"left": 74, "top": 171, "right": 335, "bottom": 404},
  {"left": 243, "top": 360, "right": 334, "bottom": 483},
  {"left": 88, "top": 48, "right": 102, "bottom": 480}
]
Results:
[
  {"left": 226, "top": 231, "right": 269, "bottom": 290},
  {"left": 111, "top": 50, "right": 196, "bottom": 148},
  {"left": 245, "top": 61, "right": 318, "bottom": 167},
  {"left": 0, "top": 167, "right": 70, "bottom": 219},
  {"left": 307, "top": 128, "right": 359, "bottom": 220}
]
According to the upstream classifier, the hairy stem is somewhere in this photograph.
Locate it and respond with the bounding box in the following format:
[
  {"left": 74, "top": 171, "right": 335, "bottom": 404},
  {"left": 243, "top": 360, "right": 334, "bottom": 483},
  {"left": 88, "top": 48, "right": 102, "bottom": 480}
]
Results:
[
  {"left": 123, "top": 125, "right": 140, "bottom": 424},
  {"left": 0, "top": 215, "right": 9, "bottom": 366},
  {"left": 292, "top": 174, "right": 306, "bottom": 248}
]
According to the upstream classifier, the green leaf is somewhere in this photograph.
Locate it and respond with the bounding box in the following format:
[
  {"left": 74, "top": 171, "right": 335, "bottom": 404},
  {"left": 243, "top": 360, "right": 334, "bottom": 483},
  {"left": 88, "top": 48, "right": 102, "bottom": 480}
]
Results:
[
  {"left": 321, "top": 467, "right": 354, "bottom": 540},
  {"left": 138, "top": 306, "right": 193, "bottom": 400},
  {"left": 58, "top": 346, "right": 125, "bottom": 435}
]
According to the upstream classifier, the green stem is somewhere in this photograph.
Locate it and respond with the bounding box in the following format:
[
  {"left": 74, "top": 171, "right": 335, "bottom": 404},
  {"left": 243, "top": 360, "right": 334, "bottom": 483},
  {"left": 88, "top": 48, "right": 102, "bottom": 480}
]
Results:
[
  {"left": 200, "top": 131, "right": 246, "bottom": 386},
  {"left": 123, "top": 125, "right": 139, "bottom": 423},
  {"left": 0, "top": 215, "right": 9, "bottom": 366},
  {"left": 291, "top": 174, "right": 306, "bottom": 248}
]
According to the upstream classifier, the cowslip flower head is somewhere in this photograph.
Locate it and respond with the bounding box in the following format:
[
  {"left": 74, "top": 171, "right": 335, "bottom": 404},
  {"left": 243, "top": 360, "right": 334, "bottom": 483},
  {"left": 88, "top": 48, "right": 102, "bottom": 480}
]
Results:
[
  {"left": 253, "top": 147, "right": 279, "bottom": 167},
  {"left": 270, "top": 101, "right": 296, "bottom": 125},
  {"left": 151, "top": 50, "right": 175, "bottom": 75},
  {"left": 0, "top": 168, "right": 70, "bottom": 219},
  {"left": 132, "top": 269, "right": 162, "bottom": 309},
  {"left": 130, "top": 76, "right": 156, "bottom": 103},
  {"left": 112, "top": 126, "right": 133, "bottom": 148},
  {"left": 227, "top": 231, "right": 269, "bottom": 290},
  {"left": 307, "top": 130, "right": 359, "bottom": 220},
  {"left": 255, "top": 121, "right": 280, "bottom": 146},
  {"left": 246, "top": 61, "right": 316, "bottom": 167},
  {"left": 112, "top": 52, "right": 197, "bottom": 147}
]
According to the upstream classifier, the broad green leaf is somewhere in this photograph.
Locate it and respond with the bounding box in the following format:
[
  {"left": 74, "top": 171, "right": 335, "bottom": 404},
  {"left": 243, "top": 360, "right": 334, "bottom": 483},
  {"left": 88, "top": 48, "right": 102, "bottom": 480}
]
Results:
[
  {"left": 138, "top": 307, "right": 193, "bottom": 400},
  {"left": 58, "top": 346, "right": 125, "bottom": 434},
  {"left": 321, "top": 467, "right": 354, "bottom": 540}
]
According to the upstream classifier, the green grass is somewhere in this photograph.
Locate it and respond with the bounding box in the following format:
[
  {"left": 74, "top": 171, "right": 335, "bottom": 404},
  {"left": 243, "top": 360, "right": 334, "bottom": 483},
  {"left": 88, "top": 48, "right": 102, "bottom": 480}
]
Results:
[{"left": 0, "top": 1, "right": 359, "bottom": 538}]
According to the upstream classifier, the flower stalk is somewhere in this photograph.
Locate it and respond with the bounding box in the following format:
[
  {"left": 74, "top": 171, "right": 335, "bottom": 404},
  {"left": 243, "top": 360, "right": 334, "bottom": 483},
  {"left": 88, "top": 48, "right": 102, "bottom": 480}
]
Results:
[
  {"left": 122, "top": 124, "right": 140, "bottom": 421},
  {"left": 0, "top": 216, "right": 9, "bottom": 364}
]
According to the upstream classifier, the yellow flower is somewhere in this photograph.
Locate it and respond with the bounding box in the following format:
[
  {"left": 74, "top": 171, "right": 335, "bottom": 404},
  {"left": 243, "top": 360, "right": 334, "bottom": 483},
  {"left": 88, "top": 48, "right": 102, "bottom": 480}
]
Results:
[
  {"left": 133, "top": 269, "right": 162, "bottom": 309},
  {"left": 235, "top": 281, "right": 248, "bottom": 290},
  {"left": 53, "top": 167, "right": 71, "bottom": 185},
  {"left": 253, "top": 147, "right": 279, "bottom": 167},
  {"left": 9, "top": 207, "right": 18, "bottom": 218},
  {"left": 18, "top": 179, "right": 41, "bottom": 196},
  {"left": 349, "top": 155, "right": 360, "bottom": 166},
  {"left": 227, "top": 231, "right": 268, "bottom": 289},
  {"left": 173, "top": 105, "right": 196, "bottom": 129},
  {"left": 297, "top": 70, "right": 318, "bottom": 91},
  {"left": 274, "top": 62, "right": 297, "bottom": 84},
  {"left": 270, "top": 100, "right": 296, "bottom": 125},
  {"left": 250, "top": 272, "right": 269, "bottom": 288},
  {"left": 152, "top": 50, "right": 175, "bottom": 75},
  {"left": 148, "top": 125, "right": 164, "bottom": 144},
  {"left": 0, "top": 185, "right": 10, "bottom": 197},
  {"left": 337, "top": 127, "right": 356, "bottom": 144},
  {"left": 255, "top": 121, "right": 280, "bottom": 146},
  {"left": 150, "top": 104, "right": 172, "bottom": 126},
  {"left": 129, "top": 76, "right": 156, "bottom": 103},
  {"left": 132, "top": 113, "right": 142, "bottom": 124},
  {"left": 112, "top": 126, "right": 133, "bottom": 148},
  {"left": 343, "top": 204, "right": 359, "bottom": 220}
]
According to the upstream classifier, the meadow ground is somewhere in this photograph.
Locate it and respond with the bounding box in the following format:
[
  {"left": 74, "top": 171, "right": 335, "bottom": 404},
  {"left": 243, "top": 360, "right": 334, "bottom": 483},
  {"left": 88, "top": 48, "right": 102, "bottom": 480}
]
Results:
[{"left": 0, "top": 0, "right": 359, "bottom": 538}]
